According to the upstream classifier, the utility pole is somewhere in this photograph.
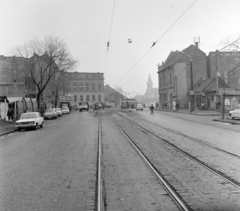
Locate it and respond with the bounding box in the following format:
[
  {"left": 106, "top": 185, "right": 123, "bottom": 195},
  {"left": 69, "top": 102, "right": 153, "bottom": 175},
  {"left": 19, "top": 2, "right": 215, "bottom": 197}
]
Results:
[{"left": 177, "top": 51, "right": 194, "bottom": 112}]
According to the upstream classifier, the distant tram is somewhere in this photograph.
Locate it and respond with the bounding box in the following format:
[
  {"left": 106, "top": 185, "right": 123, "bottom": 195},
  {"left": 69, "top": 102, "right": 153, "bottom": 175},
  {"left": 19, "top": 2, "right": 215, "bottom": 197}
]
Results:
[{"left": 120, "top": 99, "right": 137, "bottom": 109}]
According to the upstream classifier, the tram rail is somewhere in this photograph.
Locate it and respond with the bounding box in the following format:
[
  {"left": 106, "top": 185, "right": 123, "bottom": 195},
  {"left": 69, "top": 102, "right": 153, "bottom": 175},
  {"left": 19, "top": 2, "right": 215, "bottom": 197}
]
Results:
[
  {"left": 116, "top": 113, "right": 240, "bottom": 188},
  {"left": 111, "top": 116, "right": 191, "bottom": 211},
  {"left": 119, "top": 113, "right": 240, "bottom": 160}
]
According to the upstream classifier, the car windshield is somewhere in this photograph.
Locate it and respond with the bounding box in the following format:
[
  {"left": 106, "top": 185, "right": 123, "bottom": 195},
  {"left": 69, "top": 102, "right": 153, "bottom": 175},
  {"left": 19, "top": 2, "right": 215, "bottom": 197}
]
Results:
[
  {"left": 55, "top": 108, "right": 61, "bottom": 111},
  {"left": 20, "top": 113, "right": 37, "bottom": 119},
  {"left": 62, "top": 107, "right": 68, "bottom": 110},
  {"left": 46, "top": 108, "right": 53, "bottom": 112}
]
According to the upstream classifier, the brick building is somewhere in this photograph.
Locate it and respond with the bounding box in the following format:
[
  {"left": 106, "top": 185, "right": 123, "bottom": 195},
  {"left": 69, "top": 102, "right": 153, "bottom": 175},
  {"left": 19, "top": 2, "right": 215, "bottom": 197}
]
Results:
[{"left": 63, "top": 72, "right": 105, "bottom": 108}]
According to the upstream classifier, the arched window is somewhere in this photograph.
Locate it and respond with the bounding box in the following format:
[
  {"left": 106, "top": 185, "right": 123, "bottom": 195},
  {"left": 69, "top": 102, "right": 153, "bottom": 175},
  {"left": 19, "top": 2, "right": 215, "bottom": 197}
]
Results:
[
  {"left": 86, "top": 83, "right": 89, "bottom": 91},
  {"left": 98, "top": 83, "right": 101, "bottom": 91},
  {"left": 92, "top": 83, "right": 95, "bottom": 91}
]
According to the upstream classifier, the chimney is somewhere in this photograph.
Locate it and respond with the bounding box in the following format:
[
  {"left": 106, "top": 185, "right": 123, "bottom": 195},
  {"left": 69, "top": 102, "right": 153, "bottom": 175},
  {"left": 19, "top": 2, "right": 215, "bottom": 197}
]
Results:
[
  {"left": 195, "top": 42, "right": 198, "bottom": 48},
  {"left": 194, "top": 36, "right": 200, "bottom": 48}
]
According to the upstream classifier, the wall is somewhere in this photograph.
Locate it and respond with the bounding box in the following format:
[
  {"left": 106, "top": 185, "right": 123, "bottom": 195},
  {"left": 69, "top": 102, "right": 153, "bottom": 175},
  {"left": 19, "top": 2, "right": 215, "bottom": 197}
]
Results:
[{"left": 174, "top": 63, "right": 188, "bottom": 107}]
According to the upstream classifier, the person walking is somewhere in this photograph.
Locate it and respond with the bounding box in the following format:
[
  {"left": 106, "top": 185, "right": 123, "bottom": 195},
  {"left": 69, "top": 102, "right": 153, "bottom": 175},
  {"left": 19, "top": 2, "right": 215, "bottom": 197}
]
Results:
[
  {"left": 7, "top": 107, "right": 13, "bottom": 122},
  {"left": 150, "top": 104, "right": 154, "bottom": 115}
]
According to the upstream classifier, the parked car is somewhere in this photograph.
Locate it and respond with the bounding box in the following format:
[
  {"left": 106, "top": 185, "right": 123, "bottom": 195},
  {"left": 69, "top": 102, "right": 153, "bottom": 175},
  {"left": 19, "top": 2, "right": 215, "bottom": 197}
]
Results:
[
  {"left": 136, "top": 103, "right": 144, "bottom": 111},
  {"left": 55, "top": 108, "right": 62, "bottom": 117},
  {"left": 229, "top": 105, "right": 240, "bottom": 119},
  {"left": 16, "top": 112, "right": 44, "bottom": 131},
  {"left": 44, "top": 108, "right": 58, "bottom": 119},
  {"left": 79, "top": 102, "right": 89, "bottom": 112},
  {"left": 61, "top": 107, "right": 70, "bottom": 114}
]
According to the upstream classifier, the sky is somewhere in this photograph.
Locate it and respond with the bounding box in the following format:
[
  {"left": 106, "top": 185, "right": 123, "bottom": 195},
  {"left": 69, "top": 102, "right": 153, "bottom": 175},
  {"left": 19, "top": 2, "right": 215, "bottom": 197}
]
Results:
[{"left": 1, "top": 0, "right": 240, "bottom": 97}]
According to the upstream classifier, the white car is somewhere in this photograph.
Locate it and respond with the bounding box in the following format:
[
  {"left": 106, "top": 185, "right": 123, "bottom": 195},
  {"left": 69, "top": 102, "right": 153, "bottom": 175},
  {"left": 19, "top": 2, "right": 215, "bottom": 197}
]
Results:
[
  {"left": 16, "top": 112, "right": 44, "bottom": 131},
  {"left": 61, "top": 107, "right": 70, "bottom": 114},
  {"left": 55, "top": 108, "right": 62, "bottom": 117},
  {"left": 229, "top": 105, "right": 240, "bottom": 119},
  {"left": 136, "top": 103, "right": 144, "bottom": 111}
]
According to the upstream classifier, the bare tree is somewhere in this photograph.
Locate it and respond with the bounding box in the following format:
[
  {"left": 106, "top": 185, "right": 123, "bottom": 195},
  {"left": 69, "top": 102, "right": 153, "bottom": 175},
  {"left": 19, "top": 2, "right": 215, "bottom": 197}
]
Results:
[
  {"left": 219, "top": 35, "right": 240, "bottom": 52},
  {"left": 13, "top": 36, "right": 77, "bottom": 111}
]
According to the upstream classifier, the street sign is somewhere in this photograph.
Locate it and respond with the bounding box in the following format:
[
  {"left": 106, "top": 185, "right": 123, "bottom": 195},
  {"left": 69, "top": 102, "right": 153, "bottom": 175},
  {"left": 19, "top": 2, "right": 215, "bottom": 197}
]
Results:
[{"left": 190, "top": 91, "right": 194, "bottom": 95}]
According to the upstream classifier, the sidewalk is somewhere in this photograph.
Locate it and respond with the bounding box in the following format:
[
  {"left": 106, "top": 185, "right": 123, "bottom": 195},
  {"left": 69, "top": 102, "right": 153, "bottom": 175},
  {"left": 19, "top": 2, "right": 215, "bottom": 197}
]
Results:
[
  {"left": 157, "top": 107, "right": 240, "bottom": 124},
  {"left": 156, "top": 107, "right": 221, "bottom": 116},
  {"left": 0, "top": 119, "right": 17, "bottom": 136}
]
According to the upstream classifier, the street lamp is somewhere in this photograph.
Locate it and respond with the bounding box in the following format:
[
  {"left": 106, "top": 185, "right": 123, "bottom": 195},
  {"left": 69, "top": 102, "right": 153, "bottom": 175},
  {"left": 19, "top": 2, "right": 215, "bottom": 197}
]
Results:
[{"left": 176, "top": 50, "right": 194, "bottom": 112}]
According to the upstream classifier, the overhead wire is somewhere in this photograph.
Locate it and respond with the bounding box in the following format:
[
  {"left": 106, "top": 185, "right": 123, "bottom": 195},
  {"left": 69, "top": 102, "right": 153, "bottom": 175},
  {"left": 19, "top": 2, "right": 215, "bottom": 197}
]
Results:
[
  {"left": 115, "top": 0, "right": 198, "bottom": 86},
  {"left": 104, "top": 0, "right": 116, "bottom": 76}
]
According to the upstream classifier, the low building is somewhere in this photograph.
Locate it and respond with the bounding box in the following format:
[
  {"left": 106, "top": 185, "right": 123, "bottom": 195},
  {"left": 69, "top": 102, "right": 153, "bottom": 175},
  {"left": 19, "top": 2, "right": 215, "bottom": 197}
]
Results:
[{"left": 104, "top": 84, "right": 125, "bottom": 107}]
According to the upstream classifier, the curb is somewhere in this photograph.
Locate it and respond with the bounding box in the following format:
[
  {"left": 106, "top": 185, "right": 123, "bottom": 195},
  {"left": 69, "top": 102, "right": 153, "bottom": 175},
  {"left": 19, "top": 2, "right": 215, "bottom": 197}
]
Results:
[
  {"left": 213, "top": 119, "right": 240, "bottom": 125},
  {"left": 156, "top": 109, "right": 222, "bottom": 116},
  {"left": 0, "top": 129, "right": 17, "bottom": 137}
]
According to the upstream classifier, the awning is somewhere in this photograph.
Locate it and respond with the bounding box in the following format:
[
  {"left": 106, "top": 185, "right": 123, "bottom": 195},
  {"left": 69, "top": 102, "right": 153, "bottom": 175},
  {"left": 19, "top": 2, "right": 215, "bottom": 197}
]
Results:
[{"left": 7, "top": 97, "right": 24, "bottom": 103}]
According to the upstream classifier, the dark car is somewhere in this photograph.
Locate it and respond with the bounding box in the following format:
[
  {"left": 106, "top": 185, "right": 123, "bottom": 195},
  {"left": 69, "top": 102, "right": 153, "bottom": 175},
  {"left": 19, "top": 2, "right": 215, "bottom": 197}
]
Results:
[{"left": 79, "top": 102, "right": 89, "bottom": 112}]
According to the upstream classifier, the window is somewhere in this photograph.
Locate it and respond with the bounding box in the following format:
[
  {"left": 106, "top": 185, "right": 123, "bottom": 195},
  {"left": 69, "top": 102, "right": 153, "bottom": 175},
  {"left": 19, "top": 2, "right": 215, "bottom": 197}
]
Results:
[
  {"left": 86, "top": 83, "right": 89, "bottom": 91},
  {"left": 80, "top": 83, "right": 83, "bottom": 91},
  {"left": 92, "top": 95, "right": 95, "bottom": 102},
  {"left": 92, "top": 83, "right": 95, "bottom": 91},
  {"left": 74, "top": 95, "right": 77, "bottom": 103},
  {"left": 170, "top": 73, "right": 172, "bottom": 85},
  {"left": 98, "top": 95, "right": 101, "bottom": 102},
  {"left": 160, "top": 77, "right": 162, "bottom": 87},
  {"left": 98, "top": 83, "right": 101, "bottom": 91},
  {"left": 86, "top": 95, "right": 89, "bottom": 101},
  {"left": 80, "top": 95, "right": 83, "bottom": 101},
  {"left": 73, "top": 83, "right": 77, "bottom": 91},
  {"left": 163, "top": 76, "right": 166, "bottom": 87}
]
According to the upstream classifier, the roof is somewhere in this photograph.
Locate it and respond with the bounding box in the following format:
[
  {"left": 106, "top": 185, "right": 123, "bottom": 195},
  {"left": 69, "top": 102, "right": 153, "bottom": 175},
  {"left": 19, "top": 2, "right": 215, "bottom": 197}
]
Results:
[
  {"left": 194, "top": 76, "right": 231, "bottom": 93},
  {"left": 158, "top": 44, "right": 206, "bottom": 73}
]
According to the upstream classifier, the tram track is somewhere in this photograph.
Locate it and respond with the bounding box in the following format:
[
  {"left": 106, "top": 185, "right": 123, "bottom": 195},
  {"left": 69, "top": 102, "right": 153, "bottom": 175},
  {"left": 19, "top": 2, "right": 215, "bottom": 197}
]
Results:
[
  {"left": 117, "top": 113, "right": 240, "bottom": 188},
  {"left": 111, "top": 116, "right": 191, "bottom": 211},
  {"left": 119, "top": 112, "right": 240, "bottom": 160},
  {"left": 111, "top": 113, "right": 240, "bottom": 210}
]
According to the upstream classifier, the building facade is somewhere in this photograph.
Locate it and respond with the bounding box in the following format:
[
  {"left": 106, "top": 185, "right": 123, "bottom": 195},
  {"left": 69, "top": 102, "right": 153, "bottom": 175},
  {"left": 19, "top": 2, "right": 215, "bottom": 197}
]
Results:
[
  {"left": 0, "top": 56, "right": 27, "bottom": 97},
  {"left": 64, "top": 72, "right": 104, "bottom": 107},
  {"left": 158, "top": 43, "right": 207, "bottom": 109}
]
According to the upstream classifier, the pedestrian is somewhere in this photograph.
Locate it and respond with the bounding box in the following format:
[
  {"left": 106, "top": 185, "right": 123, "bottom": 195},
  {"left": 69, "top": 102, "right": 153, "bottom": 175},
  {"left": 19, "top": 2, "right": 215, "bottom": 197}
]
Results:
[
  {"left": 7, "top": 107, "right": 13, "bottom": 122},
  {"left": 150, "top": 104, "right": 154, "bottom": 115}
]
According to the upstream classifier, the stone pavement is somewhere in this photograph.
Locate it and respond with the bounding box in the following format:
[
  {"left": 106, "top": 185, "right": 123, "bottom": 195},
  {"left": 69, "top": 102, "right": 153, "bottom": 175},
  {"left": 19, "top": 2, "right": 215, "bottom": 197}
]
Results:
[
  {"left": 157, "top": 107, "right": 240, "bottom": 125},
  {"left": 156, "top": 107, "right": 221, "bottom": 116}
]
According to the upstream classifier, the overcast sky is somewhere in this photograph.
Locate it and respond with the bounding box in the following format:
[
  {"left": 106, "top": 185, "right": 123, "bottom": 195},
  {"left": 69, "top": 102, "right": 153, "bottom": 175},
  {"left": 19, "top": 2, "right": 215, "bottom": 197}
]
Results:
[{"left": 1, "top": 0, "right": 240, "bottom": 97}]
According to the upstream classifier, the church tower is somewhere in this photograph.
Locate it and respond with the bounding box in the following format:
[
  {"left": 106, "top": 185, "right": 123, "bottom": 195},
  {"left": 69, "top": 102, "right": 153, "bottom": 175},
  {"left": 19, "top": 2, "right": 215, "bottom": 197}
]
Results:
[{"left": 147, "top": 74, "right": 153, "bottom": 91}]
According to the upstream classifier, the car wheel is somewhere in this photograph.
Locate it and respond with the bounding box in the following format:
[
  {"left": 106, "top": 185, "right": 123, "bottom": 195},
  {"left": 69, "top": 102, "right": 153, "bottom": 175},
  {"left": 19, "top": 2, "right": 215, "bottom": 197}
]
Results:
[
  {"left": 34, "top": 124, "right": 38, "bottom": 130},
  {"left": 40, "top": 123, "right": 43, "bottom": 128},
  {"left": 18, "top": 128, "right": 21, "bottom": 132}
]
